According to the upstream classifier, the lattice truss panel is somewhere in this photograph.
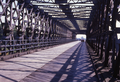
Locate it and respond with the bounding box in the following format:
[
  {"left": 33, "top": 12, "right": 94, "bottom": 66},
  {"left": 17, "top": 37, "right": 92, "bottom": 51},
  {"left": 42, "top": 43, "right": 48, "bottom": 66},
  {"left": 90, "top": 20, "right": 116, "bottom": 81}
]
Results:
[
  {"left": 87, "top": 0, "right": 120, "bottom": 79},
  {"left": 0, "top": 0, "right": 73, "bottom": 57},
  {"left": 0, "top": 0, "right": 72, "bottom": 40}
]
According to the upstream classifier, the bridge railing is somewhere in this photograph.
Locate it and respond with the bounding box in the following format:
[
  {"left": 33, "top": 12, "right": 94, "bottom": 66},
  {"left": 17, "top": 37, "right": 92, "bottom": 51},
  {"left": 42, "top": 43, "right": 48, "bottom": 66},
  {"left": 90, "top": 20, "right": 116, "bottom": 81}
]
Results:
[{"left": 0, "top": 39, "right": 75, "bottom": 60}]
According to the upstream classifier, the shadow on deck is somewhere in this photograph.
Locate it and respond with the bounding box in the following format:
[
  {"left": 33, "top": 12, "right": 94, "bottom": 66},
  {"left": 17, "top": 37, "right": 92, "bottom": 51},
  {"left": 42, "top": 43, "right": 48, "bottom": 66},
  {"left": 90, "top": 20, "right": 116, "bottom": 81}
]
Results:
[{"left": 20, "top": 42, "right": 99, "bottom": 82}]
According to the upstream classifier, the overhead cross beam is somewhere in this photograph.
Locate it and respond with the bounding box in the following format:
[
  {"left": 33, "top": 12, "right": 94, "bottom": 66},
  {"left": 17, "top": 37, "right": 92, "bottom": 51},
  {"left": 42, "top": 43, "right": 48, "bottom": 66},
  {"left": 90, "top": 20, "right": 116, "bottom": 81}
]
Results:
[{"left": 30, "top": 0, "right": 95, "bottom": 34}]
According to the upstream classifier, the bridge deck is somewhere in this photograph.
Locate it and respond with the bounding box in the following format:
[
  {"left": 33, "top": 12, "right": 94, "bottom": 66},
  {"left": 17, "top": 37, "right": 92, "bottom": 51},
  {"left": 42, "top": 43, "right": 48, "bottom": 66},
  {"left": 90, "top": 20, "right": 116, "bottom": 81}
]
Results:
[{"left": 0, "top": 41, "right": 99, "bottom": 82}]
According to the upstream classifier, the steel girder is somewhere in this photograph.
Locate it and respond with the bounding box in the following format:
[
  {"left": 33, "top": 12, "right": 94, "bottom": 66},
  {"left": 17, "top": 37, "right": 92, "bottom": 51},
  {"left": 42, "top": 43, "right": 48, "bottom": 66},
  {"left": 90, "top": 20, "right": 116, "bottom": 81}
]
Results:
[
  {"left": 30, "top": 0, "right": 95, "bottom": 34},
  {"left": 87, "top": 0, "right": 120, "bottom": 78},
  {"left": 0, "top": 0, "right": 74, "bottom": 60}
]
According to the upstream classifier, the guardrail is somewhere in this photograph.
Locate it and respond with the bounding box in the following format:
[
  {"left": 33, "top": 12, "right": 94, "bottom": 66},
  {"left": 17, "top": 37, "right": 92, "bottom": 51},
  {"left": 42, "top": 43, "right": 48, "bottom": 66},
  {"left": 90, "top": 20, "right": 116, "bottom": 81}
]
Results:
[{"left": 0, "top": 39, "right": 75, "bottom": 60}]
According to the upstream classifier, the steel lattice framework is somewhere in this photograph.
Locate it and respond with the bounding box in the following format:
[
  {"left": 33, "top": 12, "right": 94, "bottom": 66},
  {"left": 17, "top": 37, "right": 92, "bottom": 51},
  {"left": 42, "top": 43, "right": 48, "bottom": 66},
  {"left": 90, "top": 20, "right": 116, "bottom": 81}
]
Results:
[
  {"left": 0, "top": 0, "right": 74, "bottom": 60},
  {"left": 2, "top": 0, "right": 120, "bottom": 80},
  {"left": 87, "top": 0, "right": 120, "bottom": 79},
  {"left": 31, "top": 0, "right": 95, "bottom": 34},
  {"left": 0, "top": 0, "right": 96, "bottom": 60}
]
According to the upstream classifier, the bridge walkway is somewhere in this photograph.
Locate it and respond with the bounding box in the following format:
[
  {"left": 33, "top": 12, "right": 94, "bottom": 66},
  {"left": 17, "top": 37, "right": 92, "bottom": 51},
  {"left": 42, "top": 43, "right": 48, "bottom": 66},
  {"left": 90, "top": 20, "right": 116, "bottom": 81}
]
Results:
[{"left": 0, "top": 41, "right": 99, "bottom": 82}]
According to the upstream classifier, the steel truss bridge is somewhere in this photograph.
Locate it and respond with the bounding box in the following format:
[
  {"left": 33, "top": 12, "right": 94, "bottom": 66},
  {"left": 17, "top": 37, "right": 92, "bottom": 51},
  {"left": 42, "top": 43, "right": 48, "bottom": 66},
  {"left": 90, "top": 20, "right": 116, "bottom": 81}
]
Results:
[{"left": 0, "top": 0, "right": 120, "bottom": 80}]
